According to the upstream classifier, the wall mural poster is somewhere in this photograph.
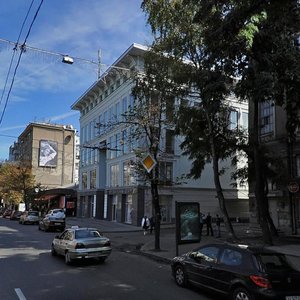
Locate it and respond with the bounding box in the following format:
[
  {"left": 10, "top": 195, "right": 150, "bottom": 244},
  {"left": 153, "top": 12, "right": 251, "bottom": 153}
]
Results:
[
  {"left": 176, "top": 202, "right": 200, "bottom": 244},
  {"left": 39, "top": 140, "right": 58, "bottom": 167}
]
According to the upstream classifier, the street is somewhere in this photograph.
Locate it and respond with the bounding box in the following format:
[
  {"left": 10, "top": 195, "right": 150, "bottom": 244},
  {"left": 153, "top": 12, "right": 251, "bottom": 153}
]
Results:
[{"left": 0, "top": 218, "right": 214, "bottom": 300}]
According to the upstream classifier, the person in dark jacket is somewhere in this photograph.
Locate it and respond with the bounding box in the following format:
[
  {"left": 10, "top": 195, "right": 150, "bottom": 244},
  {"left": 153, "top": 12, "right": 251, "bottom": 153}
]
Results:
[
  {"left": 149, "top": 216, "right": 155, "bottom": 234},
  {"left": 206, "top": 212, "right": 214, "bottom": 236},
  {"left": 215, "top": 214, "right": 221, "bottom": 237}
]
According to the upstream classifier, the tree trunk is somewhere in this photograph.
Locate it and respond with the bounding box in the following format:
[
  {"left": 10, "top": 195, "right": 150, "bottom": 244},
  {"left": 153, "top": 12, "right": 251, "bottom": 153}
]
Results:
[
  {"left": 207, "top": 113, "right": 237, "bottom": 240},
  {"left": 252, "top": 97, "right": 273, "bottom": 245},
  {"left": 263, "top": 194, "right": 278, "bottom": 237},
  {"left": 151, "top": 179, "right": 161, "bottom": 250}
]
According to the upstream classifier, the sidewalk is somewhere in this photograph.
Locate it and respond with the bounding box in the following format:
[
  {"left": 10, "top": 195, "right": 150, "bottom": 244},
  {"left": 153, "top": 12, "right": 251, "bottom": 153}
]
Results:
[{"left": 66, "top": 217, "right": 300, "bottom": 264}]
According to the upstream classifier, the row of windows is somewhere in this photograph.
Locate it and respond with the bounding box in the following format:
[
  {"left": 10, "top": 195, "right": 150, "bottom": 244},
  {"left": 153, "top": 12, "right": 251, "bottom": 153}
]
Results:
[
  {"left": 81, "top": 160, "right": 136, "bottom": 189},
  {"left": 81, "top": 160, "right": 174, "bottom": 189},
  {"left": 80, "top": 128, "right": 175, "bottom": 167},
  {"left": 80, "top": 127, "right": 138, "bottom": 167},
  {"left": 81, "top": 94, "right": 135, "bottom": 144}
]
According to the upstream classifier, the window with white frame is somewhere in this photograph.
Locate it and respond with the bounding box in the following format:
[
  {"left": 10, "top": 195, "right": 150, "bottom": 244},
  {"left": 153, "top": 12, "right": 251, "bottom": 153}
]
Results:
[
  {"left": 159, "top": 162, "right": 173, "bottom": 184},
  {"left": 129, "top": 94, "right": 134, "bottom": 111},
  {"left": 115, "top": 102, "right": 120, "bottom": 123},
  {"left": 110, "top": 164, "right": 119, "bottom": 187},
  {"left": 260, "top": 101, "right": 274, "bottom": 135},
  {"left": 90, "top": 169, "right": 96, "bottom": 189},
  {"left": 165, "top": 129, "right": 174, "bottom": 153},
  {"left": 122, "top": 96, "right": 127, "bottom": 120},
  {"left": 109, "top": 106, "right": 114, "bottom": 125},
  {"left": 82, "top": 172, "right": 87, "bottom": 189},
  {"left": 116, "top": 133, "right": 121, "bottom": 157},
  {"left": 103, "top": 111, "right": 108, "bottom": 132},
  {"left": 242, "top": 112, "right": 248, "bottom": 129},
  {"left": 109, "top": 136, "right": 117, "bottom": 159},
  {"left": 121, "top": 129, "right": 128, "bottom": 154},
  {"left": 99, "top": 114, "right": 103, "bottom": 135},
  {"left": 229, "top": 110, "right": 239, "bottom": 130},
  {"left": 123, "top": 161, "right": 135, "bottom": 186}
]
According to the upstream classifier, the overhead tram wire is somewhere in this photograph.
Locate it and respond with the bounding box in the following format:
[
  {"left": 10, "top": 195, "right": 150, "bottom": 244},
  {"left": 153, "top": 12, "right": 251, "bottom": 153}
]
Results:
[
  {"left": 0, "top": 0, "right": 35, "bottom": 110},
  {"left": 0, "top": 0, "right": 44, "bottom": 126}
]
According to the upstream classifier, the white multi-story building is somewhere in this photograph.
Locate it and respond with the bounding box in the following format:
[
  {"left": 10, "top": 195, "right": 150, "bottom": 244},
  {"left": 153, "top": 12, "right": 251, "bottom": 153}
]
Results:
[{"left": 71, "top": 43, "right": 249, "bottom": 226}]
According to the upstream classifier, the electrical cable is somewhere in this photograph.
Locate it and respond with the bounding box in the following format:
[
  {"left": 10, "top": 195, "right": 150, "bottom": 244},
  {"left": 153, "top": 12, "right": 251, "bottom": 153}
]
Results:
[
  {"left": 0, "top": 0, "right": 35, "bottom": 109},
  {"left": 0, "top": 0, "right": 44, "bottom": 126}
]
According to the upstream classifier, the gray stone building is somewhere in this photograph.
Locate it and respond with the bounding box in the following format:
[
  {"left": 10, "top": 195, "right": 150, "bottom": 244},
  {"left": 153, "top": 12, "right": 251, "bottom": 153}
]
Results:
[{"left": 71, "top": 43, "right": 249, "bottom": 226}]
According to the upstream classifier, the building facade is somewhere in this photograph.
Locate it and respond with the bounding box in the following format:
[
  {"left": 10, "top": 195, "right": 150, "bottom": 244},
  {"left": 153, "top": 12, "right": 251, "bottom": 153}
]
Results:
[
  {"left": 10, "top": 122, "right": 79, "bottom": 214},
  {"left": 71, "top": 44, "right": 249, "bottom": 226},
  {"left": 249, "top": 100, "right": 300, "bottom": 232}
]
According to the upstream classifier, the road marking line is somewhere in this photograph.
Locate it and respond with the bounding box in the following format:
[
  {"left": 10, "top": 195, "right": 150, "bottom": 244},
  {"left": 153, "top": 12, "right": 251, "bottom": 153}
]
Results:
[{"left": 14, "top": 288, "right": 27, "bottom": 300}]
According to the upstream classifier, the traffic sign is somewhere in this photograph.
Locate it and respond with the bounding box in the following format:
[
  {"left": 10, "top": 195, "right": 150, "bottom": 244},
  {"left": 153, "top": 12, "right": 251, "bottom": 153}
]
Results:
[{"left": 141, "top": 153, "right": 157, "bottom": 173}]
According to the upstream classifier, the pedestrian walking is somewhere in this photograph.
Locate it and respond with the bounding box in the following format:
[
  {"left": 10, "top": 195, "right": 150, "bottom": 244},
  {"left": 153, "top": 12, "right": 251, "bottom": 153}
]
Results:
[
  {"left": 215, "top": 214, "right": 221, "bottom": 238},
  {"left": 149, "top": 216, "right": 155, "bottom": 234},
  {"left": 205, "top": 212, "right": 214, "bottom": 236},
  {"left": 199, "top": 212, "right": 205, "bottom": 236},
  {"left": 141, "top": 215, "right": 150, "bottom": 235}
]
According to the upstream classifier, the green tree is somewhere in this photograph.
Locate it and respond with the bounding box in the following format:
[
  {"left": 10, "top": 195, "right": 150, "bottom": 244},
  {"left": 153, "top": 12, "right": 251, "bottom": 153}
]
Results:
[
  {"left": 191, "top": 0, "right": 300, "bottom": 243},
  {"left": 129, "top": 52, "right": 183, "bottom": 250},
  {"left": 0, "top": 162, "right": 36, "bottom": 210},
  {"left": 141, "top": 0, "right": 251, "bottom": 239}
]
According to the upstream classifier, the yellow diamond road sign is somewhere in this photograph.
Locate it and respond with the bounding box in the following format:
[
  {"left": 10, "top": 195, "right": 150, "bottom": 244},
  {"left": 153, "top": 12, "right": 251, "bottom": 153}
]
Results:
[{"left": 141, "top": 154, "right": 157, "bottom": 173}]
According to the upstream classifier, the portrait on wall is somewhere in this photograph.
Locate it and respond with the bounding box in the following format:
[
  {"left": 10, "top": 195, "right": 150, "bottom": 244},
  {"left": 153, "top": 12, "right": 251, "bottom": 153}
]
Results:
[
  {"left": 176, "top": 202, "right": 201, "bottom": 244},
  {"left": 39, "top": 140, "right": 58, "bottom": 167}
]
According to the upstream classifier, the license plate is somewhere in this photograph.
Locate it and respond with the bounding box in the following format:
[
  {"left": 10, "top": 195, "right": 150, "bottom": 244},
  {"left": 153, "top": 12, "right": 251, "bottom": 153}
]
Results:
[
  {"left": 54, "top": 223, "right": 61, "bottom": 225},
  {"left": 286, "top": 296, "right": 300, "bottom": 300}
]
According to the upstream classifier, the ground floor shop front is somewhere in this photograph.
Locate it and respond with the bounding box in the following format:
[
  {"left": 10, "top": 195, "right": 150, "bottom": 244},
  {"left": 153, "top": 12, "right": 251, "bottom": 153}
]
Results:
[{"left": 76, "top": 186, "right": 249, "bottom": 227}]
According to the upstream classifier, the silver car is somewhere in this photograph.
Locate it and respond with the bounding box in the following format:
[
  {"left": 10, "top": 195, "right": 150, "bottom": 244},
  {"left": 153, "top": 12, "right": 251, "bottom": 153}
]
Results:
[
  {"left": 19, "top": 211, "right": 39, "bottom": 225},
  {"left": 51, "top": 227, "right": 112, "bottom": 265}
]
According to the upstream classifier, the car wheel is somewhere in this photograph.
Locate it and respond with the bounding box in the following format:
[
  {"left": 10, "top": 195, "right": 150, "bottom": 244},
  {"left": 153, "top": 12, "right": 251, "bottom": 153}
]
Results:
[
  {"left": 232, "top": 287, "right": 253, "bottom": 300},
  {"left": 174, "top": 265, "right": 188, "bottom": 287},
  {"left": 51, "top": 245, "right": 57, "bottom": 256},
  {"left": 65, "top": 251, "right": 72, "bottom": 265}
]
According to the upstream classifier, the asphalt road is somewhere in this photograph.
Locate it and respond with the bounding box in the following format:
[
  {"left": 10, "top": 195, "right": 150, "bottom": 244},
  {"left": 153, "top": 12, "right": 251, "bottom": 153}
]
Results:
[{"left": 0, "top": 218, "right": 214, "bottom": 300}]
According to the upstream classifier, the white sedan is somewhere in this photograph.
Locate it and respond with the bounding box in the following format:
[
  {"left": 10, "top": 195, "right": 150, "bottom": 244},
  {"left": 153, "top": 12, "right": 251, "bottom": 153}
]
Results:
[{"left": 51, "top": 226, "right": 112, "bottom": 265}]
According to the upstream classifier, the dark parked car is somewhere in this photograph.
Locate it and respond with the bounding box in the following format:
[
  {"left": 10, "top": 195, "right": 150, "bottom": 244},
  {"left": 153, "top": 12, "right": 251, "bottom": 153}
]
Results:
[
  {"left": 10, "top": 210, "right": 22, "bottom": 220},
  {"left": 171, "top": 243, "right": 300, "bottom": 300},
  {"left": 2, "top": 209, "right": 13, "bottom": 218},
  {"left": 39, "top": 214, "right": 65, "bottom": 232}
]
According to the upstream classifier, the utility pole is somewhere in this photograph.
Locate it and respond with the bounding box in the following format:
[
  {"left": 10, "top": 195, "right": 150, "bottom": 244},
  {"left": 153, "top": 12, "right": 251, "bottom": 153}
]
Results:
[{"left": 98, "top": 49, "right": 102, "bottom": 79}]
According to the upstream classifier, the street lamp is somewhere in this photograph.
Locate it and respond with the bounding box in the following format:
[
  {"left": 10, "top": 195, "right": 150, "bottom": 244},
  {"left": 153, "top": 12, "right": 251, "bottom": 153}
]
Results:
[{"left": 62, "top": 55, "right": 74, "bottom": 64}]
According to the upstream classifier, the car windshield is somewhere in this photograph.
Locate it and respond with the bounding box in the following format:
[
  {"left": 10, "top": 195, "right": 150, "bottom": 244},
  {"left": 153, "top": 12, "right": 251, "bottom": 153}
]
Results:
[
  {"left": 28, "top": 211, "right": 39, "bottom": 216},
  {"left": 259, "top": 253, "right": 293, "bottom": 271},
  {"left": 75, "top": 230, "right": 101, "bottom": 239}
]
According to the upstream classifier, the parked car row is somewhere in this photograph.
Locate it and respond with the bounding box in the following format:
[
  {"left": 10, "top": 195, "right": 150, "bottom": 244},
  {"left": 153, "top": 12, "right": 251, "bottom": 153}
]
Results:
[{"left": 1, "top": 208, "right": 66, "bottom": 232}]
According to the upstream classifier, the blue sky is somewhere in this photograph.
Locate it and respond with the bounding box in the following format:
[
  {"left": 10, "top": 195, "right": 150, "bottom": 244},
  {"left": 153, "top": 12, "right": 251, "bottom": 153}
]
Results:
[{"left": 0, "top": 0, "right": 152, "bottom": 160}]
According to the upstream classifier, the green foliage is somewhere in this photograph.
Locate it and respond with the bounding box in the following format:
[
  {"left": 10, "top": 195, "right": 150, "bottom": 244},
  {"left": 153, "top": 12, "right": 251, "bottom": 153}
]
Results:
[
  {"left": 0, "top": 162, "right": 36, "bottom": 207},
  {"left": 142, "top": 0, "right": 248, "bottom": 182}
]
